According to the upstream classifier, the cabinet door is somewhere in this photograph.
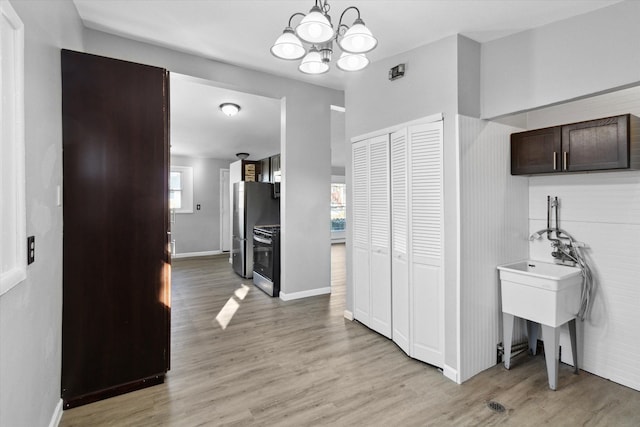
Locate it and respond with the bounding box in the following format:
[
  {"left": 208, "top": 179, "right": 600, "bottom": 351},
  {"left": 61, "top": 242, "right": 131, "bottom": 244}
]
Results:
[
  {"left": 511, "top": 127, "right": 561, "bottom": 175},
  {"left": 368, "top": 135, "right": 391, "bottom": 338},
  {"left": 408, "top": 122, "right": 444, "bottom": 368},
  {"left": 562, "top": 115, "right": 629, "bottom": 171},
  {"left": 61, "top": 50, "right": 170, "bottom": 408},
  {"left": 391, "top": 128, "right": 410, "bottom": 354}
]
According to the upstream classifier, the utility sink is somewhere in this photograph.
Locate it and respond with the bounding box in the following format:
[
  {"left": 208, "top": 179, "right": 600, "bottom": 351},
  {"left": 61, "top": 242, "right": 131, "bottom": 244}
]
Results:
[
  {"left": 498, "top": 260, "right": 583, "bottom": 390},
  {"left": 498, "top": 260, "right": 582, "bottom": 327}
]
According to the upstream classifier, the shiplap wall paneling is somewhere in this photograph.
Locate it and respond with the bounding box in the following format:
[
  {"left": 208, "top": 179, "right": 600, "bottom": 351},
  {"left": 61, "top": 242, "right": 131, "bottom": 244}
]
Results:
[{"left": 457, "top": 115, "right": 529, "bottom": 383}]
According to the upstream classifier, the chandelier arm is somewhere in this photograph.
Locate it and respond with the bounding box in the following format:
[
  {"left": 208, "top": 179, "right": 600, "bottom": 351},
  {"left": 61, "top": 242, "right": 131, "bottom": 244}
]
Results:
[
  {"left": 319, "top": 0, "right": 331, "bottom": 14},
  {"left": 287, "top": 12, "right": 307, "bottom": 28},
  {"left": 337, "top": 6, "right": 361, "bottom": 30}
]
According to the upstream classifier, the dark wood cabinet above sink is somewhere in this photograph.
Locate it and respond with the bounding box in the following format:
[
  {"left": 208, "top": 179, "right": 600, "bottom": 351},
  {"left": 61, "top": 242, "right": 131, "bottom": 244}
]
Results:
[{"left": 511, "top": 114, "right": 640, "bottom": 175}]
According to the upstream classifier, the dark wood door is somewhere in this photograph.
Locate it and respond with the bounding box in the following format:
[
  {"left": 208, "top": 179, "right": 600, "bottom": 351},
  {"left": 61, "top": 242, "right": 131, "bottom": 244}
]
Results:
[
  {"left": 562, "top": 115, "right": 629, "bottom": 172},
  {"left": 511, "top": 126, "right": 562, "bottom": 175},
  {"left": 61, "top": 50, "right": 170, "bottom": 409}
]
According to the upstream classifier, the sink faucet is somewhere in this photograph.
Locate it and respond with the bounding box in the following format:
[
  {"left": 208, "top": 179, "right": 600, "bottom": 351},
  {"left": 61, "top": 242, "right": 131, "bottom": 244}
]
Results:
[{"left": 550, "top": 240, "right": 577, "bottom": 266}]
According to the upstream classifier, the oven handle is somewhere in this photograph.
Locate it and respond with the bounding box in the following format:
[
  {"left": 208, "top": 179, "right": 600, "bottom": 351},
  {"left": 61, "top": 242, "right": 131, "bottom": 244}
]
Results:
[{"left": 253, "top": 235, "right": 272, "bottom": 245}]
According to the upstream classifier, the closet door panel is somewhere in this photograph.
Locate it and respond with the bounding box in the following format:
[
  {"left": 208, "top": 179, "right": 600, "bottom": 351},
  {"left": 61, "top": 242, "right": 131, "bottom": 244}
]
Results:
[
  {"left": 412, "top": 264, "right": 443, "bottom": 363},
  {"left": 391, "top": 129, "right": 410, "bottom": 353},
  {"left": 353, "top": 246, "right": 371, "bottom": 325},
  {"left": 368, "top": 135, "right": 391, "bottom": 337},
  {"left": 352, "top": 140, "right": 370, "bottom": 325},
  {"left": 408, "top": 122, "right": 444, "bottom": 367}
]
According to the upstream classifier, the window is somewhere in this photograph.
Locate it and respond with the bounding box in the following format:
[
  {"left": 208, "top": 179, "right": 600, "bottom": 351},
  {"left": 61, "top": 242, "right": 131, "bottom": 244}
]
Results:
[
  {"left": 331, "top": 183, "right": 346, "bottom": 232},
  {"left": 169, "top": 165, "right": 193, "bottom": 213},
  {"left": 169, "top": 171, "right": 182, "bottom": 209},
  {"left": 1, "top": 0, "right": 25, "bottom": 296}
]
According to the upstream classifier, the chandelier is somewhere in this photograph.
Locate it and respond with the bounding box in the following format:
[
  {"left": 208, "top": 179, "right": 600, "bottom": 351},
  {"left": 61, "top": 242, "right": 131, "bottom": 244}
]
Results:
[{"left": 270, "top": 0, "right": 378, "bottom": 74}]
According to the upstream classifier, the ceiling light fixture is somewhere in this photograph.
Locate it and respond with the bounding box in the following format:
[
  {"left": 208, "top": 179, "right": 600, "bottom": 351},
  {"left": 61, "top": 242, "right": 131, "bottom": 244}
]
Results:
[
  {"left": 219, "top": 103, "right": 241, "bottom": 117},
  {"left": 271, "top": 0, "right": 377, "bottom": 75}
]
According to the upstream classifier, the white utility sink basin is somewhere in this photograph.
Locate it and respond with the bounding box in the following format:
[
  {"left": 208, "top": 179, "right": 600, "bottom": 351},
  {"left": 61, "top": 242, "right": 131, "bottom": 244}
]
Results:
[
  {"left": 498, "top": 260, "right": 582, "bottom": 327},
  {"left": 498, "top": 260, "right": 584, "bottom": 390}
]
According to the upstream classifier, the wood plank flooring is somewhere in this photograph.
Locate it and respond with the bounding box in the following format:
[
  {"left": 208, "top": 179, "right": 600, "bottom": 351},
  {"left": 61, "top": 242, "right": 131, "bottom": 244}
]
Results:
[{"left": 61, "top": 244, "right": 640, "bottom": 426}]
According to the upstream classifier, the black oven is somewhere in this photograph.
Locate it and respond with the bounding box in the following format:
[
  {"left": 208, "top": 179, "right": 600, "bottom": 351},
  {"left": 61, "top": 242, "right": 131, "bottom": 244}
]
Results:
[{"left": 252, "top": 225, "right": 280, "bottom": 297}]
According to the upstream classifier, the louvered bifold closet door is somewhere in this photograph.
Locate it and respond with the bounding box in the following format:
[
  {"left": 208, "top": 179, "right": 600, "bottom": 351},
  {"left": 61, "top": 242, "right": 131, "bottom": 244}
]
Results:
[
  {"left": 352, "top": 140, "right": 371, "bottom": 326},
  {"left": 391, "top": 128, "right": 410, "bottom": 353},
  {"left": 408, "top": 121, "right": 444, "bottom": 367},
  {"left": 368, "top": 135, "right": 392, "bottom": 337}
]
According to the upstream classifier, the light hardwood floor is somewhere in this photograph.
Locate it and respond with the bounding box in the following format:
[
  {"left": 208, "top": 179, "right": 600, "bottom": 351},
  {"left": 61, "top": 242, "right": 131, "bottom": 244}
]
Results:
[{"left": 61, "top": 244, "right": 640, "bottom": 426}]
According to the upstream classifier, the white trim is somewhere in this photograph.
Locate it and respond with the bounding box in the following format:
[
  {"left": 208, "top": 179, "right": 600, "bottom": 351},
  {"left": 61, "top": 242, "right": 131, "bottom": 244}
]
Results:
[
  {"left": 172, "top": 250, "right": 221, "bottom": 259},
  {"left": 454, "top": 114, "right": 463, "bottom": 385},
  {"left": 279, "top": 287, "right": 331, "bottom": 301},
  {"left": 219, "top": 168, "right": 230, "bottom": 252},
  {"left": 0, "top": 0, "right": 26, "bottom": 296},
  {"left": 351, "top": 113, "right": 444, "bottom": 143},
  {"left": 330, "top": 104, "right": 346, "bottom": 112},
  {"left": 443, "top": 364, "right": 459, "bottom": 384},
  {"left": 48, "top": 399, "right": 63, "bottom": 427},
  {"left": 343, "top": 310, "right": 354, "bottom": 321}
]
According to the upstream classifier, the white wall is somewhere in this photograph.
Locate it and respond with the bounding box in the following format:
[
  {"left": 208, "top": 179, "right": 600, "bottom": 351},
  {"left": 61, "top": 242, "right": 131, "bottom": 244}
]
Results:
[
  {"left": 82, "top": 27, "right": 343, "bottom": 299},
  {"left": 456, "top": 115, "right": 529, "bottom": 382},
  {"left": 524, "top": 85, "right": 640, "bottom": 391},
  {"left": 482, "top": 0, "right": 640, "bottom": 119},
  {"left": 170, "top": 155, "right": 231, "bottom": 256},
  {"left": 0, "top": 1, "right": 83, "bottom": 426}
]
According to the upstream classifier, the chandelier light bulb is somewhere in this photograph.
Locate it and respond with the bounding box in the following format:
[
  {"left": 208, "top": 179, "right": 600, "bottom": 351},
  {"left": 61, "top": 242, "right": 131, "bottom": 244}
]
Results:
[
  {"left": 339, "top": 18, "right": 377, "bottom": 53},
  {"left": 299, "top": 46, "right": 330, "bottom": 74},
  {"left": 296, "top": 5, "right": 334, "bottom": 44},
  {"left": 336, "top": 52, "right": 369, "bottom": 72},
  {"left": 270, "top": 27, "right": 306, "bottom": 60}
]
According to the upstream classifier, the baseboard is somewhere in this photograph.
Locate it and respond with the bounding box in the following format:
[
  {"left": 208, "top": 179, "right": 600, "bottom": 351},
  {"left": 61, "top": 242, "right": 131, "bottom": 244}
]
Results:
[
  {"left": 48, "top": 399, "right": 63, "bottom": 427},
  {"left": 343, "top": 310, "right": 354, "bottom": 321},
  {"left": 279, "top": 287, "right": 331, "bottom": 301},
  {"left": 443, "top": 364, "right": 460, "bottom": 384},
  {"left": 172, "top": 250, "right": 221, "bottom": 259}
]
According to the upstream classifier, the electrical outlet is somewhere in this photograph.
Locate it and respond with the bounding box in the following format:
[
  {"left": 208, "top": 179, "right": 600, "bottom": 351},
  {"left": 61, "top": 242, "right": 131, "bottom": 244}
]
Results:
[
  {"left": 27, "top": 236, "right": 35, "bottom": 265},
  {"left": 196, "top": 204, "right": 201, "bottom": 210}
]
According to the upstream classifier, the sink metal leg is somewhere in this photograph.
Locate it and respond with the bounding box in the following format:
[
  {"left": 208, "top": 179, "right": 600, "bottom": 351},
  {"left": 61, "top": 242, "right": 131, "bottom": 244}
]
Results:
[
  {"left": 503, "top": 313, "right": 515, "bottom": 369},
  {"left": 568, "top": 318, "right": 579, "bottom": 374},
  {"left": 526, "top": 320, "right": 539, "bottom": 355},
  {"left": 541, "top": 324, "right": 560, "bottom": 390}
]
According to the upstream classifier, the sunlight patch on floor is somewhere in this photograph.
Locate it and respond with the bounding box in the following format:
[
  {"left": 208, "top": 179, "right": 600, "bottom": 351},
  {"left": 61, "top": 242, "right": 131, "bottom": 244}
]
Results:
[{"left": 215, "top": 284, "right": 251, "bottom": 329}]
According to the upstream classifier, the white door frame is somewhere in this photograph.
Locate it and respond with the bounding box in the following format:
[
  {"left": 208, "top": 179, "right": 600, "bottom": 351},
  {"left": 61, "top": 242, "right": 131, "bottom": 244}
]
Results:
[{"left": 219, "top": 168, "right": 230, "bottom": 252}]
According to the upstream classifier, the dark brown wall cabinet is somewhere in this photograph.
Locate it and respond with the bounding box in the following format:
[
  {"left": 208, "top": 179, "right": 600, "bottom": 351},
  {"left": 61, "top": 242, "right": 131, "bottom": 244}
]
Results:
[
  {"left": 511, "top": 114, "right": 640, "bottom": 175},
  {"left": 61, "top": 50, "right": 170, "bottom": 409}
]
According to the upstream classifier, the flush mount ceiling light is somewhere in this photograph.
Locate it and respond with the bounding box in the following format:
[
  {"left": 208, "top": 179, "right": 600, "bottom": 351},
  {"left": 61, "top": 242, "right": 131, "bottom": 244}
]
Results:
[
  {"left": 270, "top": 0, "right": 377, "bottom": 75},
  {"left": 219, "top": 103, "right": 241, "bottom": 117}
]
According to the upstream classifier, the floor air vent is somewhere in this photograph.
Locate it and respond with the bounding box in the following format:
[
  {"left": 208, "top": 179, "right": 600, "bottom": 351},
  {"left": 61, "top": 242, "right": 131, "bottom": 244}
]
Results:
[{"left": 487, "top": 401, "right": 506, "bottom": 413}]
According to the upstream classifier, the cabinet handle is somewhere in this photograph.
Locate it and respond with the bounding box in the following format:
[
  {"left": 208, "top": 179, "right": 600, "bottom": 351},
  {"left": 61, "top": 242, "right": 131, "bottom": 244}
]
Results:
[
  {"left": 563, "top": 151, "right": 568, "bottom": 171},
  {"left": 553, "top": 152, "right": 557, "bottom": 171}
]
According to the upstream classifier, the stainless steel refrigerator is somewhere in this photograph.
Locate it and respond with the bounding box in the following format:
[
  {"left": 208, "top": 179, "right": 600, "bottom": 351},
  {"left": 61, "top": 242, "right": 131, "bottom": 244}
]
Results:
[{"left": 232, "top": 182, "right": 280, "bottom": 278}]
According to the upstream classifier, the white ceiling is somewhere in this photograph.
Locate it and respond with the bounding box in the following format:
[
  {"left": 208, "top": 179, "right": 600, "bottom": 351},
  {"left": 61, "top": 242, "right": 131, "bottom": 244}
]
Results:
[
  {"left": 72, "top": 0, "right": 622, "bottom": 163},
  {"left": 170, "top": 74, "right": 281, "bottom": 161}
]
